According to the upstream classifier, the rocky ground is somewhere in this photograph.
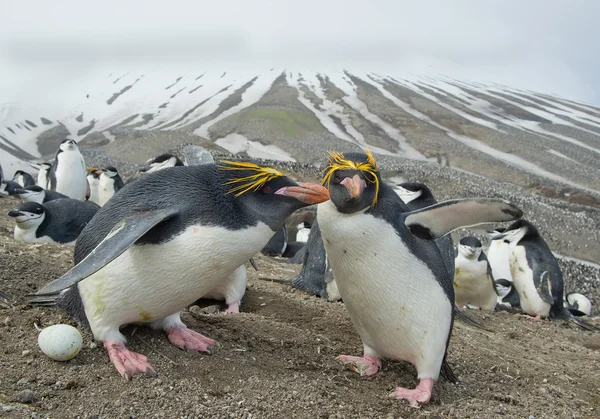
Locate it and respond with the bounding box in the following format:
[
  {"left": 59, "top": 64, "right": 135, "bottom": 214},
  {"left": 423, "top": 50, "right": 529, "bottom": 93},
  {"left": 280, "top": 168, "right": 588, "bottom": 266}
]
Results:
[{"left": 1, "top": 181, "right": 600, "bottom": 418}]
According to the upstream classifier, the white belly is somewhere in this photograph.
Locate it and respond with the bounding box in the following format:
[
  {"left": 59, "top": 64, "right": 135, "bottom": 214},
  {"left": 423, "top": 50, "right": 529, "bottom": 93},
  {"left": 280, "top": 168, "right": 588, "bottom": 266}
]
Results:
[
  {"left": 487, "top": 240, "right": 513, "bottom": 281},
  {"left": 54, "top": 152, "right": 87, "bottom": 200},
  {"left": 453, "top": 256, "right": 496, "bottom": 311},
  {"left": 203, "top": 265, "right": 247, "bottom": 304},
  {"left": 509, "top": 245, "right": 550, "bottom": 317},
  {"left": 77, "top": 222, "right": 273, "bottom": 341},
  {"left": 87, "top": 177, "right": 100, "bottom": 205},
  {"left": 97, "top": 177, "right": 114, "bottom": 206},
  {"left": 317, "top": 201, "right": 452, "bottom": 379},
  {"left": 37, "top": 171, "right": 48, "bottom": 188}
]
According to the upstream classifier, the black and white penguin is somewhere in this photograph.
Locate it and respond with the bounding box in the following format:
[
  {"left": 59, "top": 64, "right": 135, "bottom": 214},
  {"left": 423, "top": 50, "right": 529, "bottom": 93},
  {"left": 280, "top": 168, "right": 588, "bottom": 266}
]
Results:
[
  {"left": 202, "top": 264, "right": 248, "bottom": 313},
  {"left": 486, "top": 228, "right": 520, "bottom": 308},
  {"left": 261, "top": 224, "right": 288, "bottom": 257},
  {"left": 316, "top": 150, "right": 523, "bottom": 406},
  {"left": 139, "top": 153, "right": 184, "bottom": 174},
  {"left": 394, "top": 182, "right": 455, "bottom": 279},
  {"left": 497, "top": 219, "right": 599, "bottom": 330},
  {"left": 8, "top": 200, "right": 100, "bottom": 245},
  {"left": 86, "top": 168, "right": 102, "bottom": 205},
  {"left": 494, "top": 278, "right": 521, "bottom": 308},
  {"left": 49, "top": 139, "right": 88, "bottom": 201},
  {"left": 564, "top": 292, "right": 592, "bottom": 317},
  {"left": 290, "top": 219, "right": 342, "bottom": 302},
  {"left": 37, "top": 162, "right": 53, "bottom": 188},
  {"left": 98, "top": 166, "right": 124, "bottom": 206},
  {"left": 12, "top": 170, "right": 36, "bottom": 188},
  {"left": 453, "top": 237, "right": 498, "bottom": 311},
  {"left": 15, "top": 185, "right": 68, "bottom": 204},
  {"left": 295, "top": 221, "right": 311, "bottom": 242},
  {"left": 1, "top": 180, "right": 23, "bottom": 196},
  {"left": 29, "top": 160, "right": 330, "bottom": 379}
]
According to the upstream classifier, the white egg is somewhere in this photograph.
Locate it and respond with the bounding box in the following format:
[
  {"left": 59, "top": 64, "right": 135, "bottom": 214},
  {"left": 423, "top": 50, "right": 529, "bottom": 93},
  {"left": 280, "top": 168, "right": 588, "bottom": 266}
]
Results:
[{"left": 37, "top": 324, "right": 83, "bottom": 361}]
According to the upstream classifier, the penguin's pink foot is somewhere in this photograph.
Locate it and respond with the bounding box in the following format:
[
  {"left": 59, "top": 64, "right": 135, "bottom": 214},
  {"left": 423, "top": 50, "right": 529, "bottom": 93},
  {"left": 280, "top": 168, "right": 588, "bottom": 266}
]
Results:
[
  {"left": 389, "top": 378, "right": 434, "bottom": 407},
  {"left": 521, "top": 314, "right": 542, "bottom": 321},
  {"left": 166, "top": 325, "right": 215, "bottom": 353},
  {"left": 225, "top": 302, "right": 240, "bottom": 314},
  {"left": 104, "top": 341, "right": 157, "bottom": 380},
  {"left": 336, "top": 354, "right": 381, "bottom": 377}
]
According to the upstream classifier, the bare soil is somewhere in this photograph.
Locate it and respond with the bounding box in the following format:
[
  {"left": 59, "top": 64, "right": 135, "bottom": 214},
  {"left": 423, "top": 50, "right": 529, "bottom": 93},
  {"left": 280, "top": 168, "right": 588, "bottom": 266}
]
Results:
[{"left": 0, "top": 196, "right": 599, "bottom": 419}]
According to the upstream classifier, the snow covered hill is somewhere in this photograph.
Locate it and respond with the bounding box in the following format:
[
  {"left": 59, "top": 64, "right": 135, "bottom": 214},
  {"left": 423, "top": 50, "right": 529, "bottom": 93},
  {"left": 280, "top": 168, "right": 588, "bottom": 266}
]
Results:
[{"left": 2, "top": 68, "right": 600, "bottom": 197}]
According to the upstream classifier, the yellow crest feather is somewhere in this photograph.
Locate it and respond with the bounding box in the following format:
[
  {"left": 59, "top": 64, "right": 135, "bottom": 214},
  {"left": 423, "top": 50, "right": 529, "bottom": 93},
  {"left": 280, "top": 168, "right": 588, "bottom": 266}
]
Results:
[
  {"left": 218, "top": 160, "right": 285, "bottom": 197},
  {"left": 321, "top": 148, "right": 380, "bottom": 207}
]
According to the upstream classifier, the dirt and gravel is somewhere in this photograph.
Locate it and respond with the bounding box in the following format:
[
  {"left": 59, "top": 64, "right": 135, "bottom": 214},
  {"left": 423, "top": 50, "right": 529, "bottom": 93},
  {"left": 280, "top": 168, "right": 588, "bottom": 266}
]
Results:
[{"left": 0, "top": 193, "right": 599, "bottom": 419}]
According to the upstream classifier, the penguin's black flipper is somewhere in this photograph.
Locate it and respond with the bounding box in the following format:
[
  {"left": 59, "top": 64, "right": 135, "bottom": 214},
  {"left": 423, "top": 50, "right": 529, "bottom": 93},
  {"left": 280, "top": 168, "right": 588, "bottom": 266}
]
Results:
[
  {"left": 536, "top": 271, "right": 554, "bottom": 306},
  {"left": 404, "top": 198, "right": 523, "bottom": 240},
  {"left": 567, "top": 315, "right": 600, "bottom": 332},
  {"left": 29, "top": 207, "right": 180, "bottom": 297},
  {"left": 248, "top": 258, "right": 259, "bottom": 271},
  {"left": 453, "top": 306, "right": 493, "bottom": 332}
]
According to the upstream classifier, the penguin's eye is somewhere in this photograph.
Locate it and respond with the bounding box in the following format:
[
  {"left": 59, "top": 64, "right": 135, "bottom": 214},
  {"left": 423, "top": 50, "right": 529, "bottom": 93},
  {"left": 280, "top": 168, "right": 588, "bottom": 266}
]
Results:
[
  {"left": 263, "top": 187, "right": 272, "bottom": 193},
  {"left": 333, "top": 173, "right": 342, "bottom": 182}
]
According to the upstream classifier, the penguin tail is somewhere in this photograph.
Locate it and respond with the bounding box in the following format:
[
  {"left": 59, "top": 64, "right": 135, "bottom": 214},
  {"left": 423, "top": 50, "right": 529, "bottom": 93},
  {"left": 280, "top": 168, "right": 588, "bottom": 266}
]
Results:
[
  {"left": 553, "top": 308, "right": 600, "bottom": 332},
  {"left": 568, "top": 315, "right": 600, "bottom": 332},
  {"left": 440, "top": 360, "right": 460, "bottom": 384},
  {"left": 454, "top": 306, "right": 493, "bottom": 332}
]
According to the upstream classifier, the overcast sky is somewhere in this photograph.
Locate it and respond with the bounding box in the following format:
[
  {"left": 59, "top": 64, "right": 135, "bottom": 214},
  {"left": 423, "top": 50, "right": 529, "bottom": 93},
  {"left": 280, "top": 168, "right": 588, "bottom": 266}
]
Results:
[{"left": 1, "top": 0, "right": 599, "bottom": 104}]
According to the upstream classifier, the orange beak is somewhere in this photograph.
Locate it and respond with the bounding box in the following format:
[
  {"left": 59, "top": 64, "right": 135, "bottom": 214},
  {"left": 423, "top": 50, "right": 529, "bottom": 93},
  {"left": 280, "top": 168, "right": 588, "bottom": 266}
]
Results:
[
  {"left": 275, "top": 182, "right": 330, "bottom": 204},
  {"left": 341, "top": 174, "right": 366, "bottom": 198}
]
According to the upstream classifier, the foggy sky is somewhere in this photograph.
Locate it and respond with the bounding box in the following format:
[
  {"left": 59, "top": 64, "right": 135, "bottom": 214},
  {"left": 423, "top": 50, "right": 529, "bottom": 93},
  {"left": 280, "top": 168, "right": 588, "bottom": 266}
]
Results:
[{"left": 1, "top": 0, "right": 599, "bottom": 104}]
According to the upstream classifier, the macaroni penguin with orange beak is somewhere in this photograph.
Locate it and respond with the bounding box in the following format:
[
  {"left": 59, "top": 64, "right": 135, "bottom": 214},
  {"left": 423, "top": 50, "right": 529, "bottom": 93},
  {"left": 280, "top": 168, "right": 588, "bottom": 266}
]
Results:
[
  {"left": 29, "top": 160, "right": 330, "bottom": 379},
  {"left": 316, "top": 150, "right": 523, "bottom": 406}
]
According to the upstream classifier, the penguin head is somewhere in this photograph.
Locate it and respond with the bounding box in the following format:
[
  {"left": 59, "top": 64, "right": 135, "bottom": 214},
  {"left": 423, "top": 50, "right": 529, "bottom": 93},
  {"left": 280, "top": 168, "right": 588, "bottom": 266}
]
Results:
[
  {"left": 496, "top": 219, "right": 537, "bottom": 244},
  {"left": 485, "top": 227, "right": 506, "bottom": 239},
  {"left": 321, "top": 150, "right": 380, "bottom": 214},
  {"left": 458, "top": 236, "right": 483, "bottom": 259},
  {"left": 219, "top": 160, "right": 330, "bottom": 225},
  {"left": 101, "top": 166, "right": 119, "bottom": 178},
  {"left": 87, "top": 168, "right": 102, "bottom": 179},
  {"left": 59, "top": 138, "right": 78, "bottom": 152},
  {"left": 140, "top": 154, "right": 184, "bottom": 174},
  {"left": 15, "top": 185, "right": 45, "bottom": 204},
  {"left": 564, "top": 292, "right": 591, "bottom": 317},
  {"left": 8, "top": 202, "right": 46, "bottom": 229},
  {"left": 494, "top": 278, "right": 513, "bottom": 299},
  {"left": 393, "top": 182, "right": 435, "bottom": 205}
]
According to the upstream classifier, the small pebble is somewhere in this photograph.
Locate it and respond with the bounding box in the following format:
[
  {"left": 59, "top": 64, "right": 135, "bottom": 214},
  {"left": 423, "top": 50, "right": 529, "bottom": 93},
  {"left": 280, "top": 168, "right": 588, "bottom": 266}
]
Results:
[
  {"left": 16, "top": 378, "right": 29, "bottom": 386},
  {"left": 15, "top": 389, "right": 35, "bottom": 404},
  {"left": 21, "top": 350, "right": 31, "bottom": 357}
]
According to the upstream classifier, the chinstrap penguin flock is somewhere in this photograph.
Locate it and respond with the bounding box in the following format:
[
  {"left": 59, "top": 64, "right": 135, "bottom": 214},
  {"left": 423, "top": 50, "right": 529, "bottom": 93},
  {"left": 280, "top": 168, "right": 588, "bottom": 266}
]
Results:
[{"left": 0, "top": 146, "right": 597, "bottom": 409}]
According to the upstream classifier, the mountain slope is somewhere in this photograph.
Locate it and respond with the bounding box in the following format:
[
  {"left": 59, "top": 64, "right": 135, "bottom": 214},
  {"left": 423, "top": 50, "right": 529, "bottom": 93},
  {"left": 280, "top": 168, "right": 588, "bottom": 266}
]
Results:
[{"left": 2, "top": 68, "right": 600, "bottom": 201}]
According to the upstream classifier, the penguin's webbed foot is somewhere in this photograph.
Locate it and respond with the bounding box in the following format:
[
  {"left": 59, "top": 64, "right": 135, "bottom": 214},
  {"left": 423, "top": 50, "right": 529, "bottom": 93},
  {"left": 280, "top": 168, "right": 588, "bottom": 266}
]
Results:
[
  {"left": 521, "top": 314, "right": 542, "bottom": 321},
  {"left": 166, "top": 325, "right": 215, "bottom": 353},
  {"left": 104, "top": 341, "right": 157, "bottom": 381},
  {"left": 335, "top": 354, "right": 381, "bottom": 377},
  {"left": 389, "top": 377, "right": 434, "bottom": 407},
  {"left": 225, "top": 302, "right": 240, "bottom": 314}
]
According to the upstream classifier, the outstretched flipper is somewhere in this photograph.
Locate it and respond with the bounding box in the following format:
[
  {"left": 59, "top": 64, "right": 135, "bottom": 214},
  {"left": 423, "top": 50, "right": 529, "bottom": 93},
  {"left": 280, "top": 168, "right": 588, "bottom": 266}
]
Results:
[
  {"left": 453, "top": 306, "right": 493, "bottom": 332},
  {"left": 404, "top": 198, "right": 523, "bottom": 240},
  {"left": 29, "top": 207, "right": 180, "bottom": 297}
]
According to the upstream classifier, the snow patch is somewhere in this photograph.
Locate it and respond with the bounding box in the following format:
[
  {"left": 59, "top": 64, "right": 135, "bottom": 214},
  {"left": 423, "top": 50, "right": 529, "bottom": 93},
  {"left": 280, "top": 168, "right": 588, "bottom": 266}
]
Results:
[{"left": 215, "top": 133, "right": 296, "bottom": 162}]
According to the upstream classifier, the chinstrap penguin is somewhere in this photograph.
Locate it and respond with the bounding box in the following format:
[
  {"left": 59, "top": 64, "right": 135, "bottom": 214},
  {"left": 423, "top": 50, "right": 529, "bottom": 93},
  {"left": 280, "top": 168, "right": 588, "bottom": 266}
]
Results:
[
  {"left": 8, "top": 200, "right": 100, "bottom": 245},
  {"left": 37, "top": 162, "right": 52, "bottom": 188},
  {"left": 12, "top": 170, "right": 36, "bottom": 188},
  {"left": 49, "top": 139, "right": 88, "bottom": 201},
  {"left": 15, "top": 185, "right": 68, "bottom": 204},
  {"left": 453, "top": 237, "right": 498, "bottom": 311},
  {"left": 316, "top": 150, "right": 523, "bottom": 406},
  {"left": 497, "top": 219, "right": 599, "bottom": 331},
  {"left": 564, "top": 292, "right": 592, "bottom": 317},
  {"left": 98, "top": 166, "right": 124, "bottom": 206},
  {"left": 86, "top": 168, "right": 102, "bottom": 205},
  {"left": 1, "top": 180, "right": 23, "bottom": 196},
  {"left": 494, "top": 278, "right": 521, "bottom": 308},
  {"left": 29, "top": 160, "right": 330, "bottom": 379},
  {"left": 139, "top": 153, "right": 184, "bottom": 174}
]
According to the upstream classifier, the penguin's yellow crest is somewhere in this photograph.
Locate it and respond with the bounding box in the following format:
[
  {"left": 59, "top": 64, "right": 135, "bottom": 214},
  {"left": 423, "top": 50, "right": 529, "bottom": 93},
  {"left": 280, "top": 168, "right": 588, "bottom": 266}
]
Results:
[
  {"left": 321, "top": 149, "right": 380, "bottom": 207},
  {"left": 218, "top": 160, "right": 285, "bottom": 197}
]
